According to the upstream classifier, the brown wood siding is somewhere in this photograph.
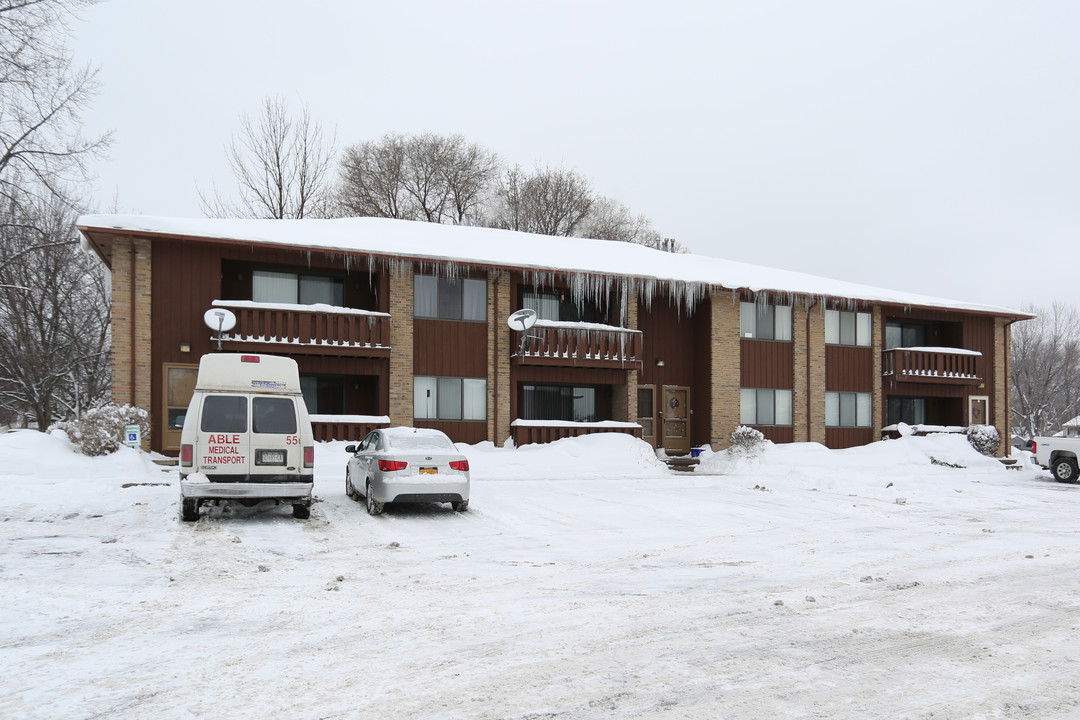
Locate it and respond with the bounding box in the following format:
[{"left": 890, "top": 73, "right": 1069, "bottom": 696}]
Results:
[
  {"left": 826, "top": 427, "right": 874, "bottom": 449},
  {"left": 414, "top": 420, "right": 488, "bottom": 445},
  {"left": 741, "top": 339, "right": 794, "bottom": 389},
  {"left": 756, "top": 426, "right": 794, "bottom": 444},
  {"left": 413, "top": 319, "right": 487, "bottom": 377},
  {"left": 826, "top": 346, "right": 874, "bottom": 392},
  {"left": 637, "top": 298, "right": 696, "bottom": 388}
]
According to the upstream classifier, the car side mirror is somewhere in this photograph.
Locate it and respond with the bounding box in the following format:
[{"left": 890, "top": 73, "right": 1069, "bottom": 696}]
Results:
[{"left": 345, "top": 444, "right": 357, "bottom": 454}]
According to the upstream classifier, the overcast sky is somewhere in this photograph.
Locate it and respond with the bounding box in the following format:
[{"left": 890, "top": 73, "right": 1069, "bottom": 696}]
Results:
[{"left": 71, "top": 1, "right": 1080, "bottom": 313}]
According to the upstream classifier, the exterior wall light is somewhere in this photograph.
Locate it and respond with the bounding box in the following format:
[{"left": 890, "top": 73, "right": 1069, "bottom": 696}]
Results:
[
  {"left": 180, "top": 342, "right": 191, "bottom": 353},
  {"left": 656, "top": 358, "right": 665, "bottom": 367}
]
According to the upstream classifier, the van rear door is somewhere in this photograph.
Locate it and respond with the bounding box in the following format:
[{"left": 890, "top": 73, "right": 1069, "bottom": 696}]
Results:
[
  {"left": 197, "top": 394, "right": 251, "bottom": 475},
  {"left": 250, "top": 395, "right": 301, "bottom": 478}
]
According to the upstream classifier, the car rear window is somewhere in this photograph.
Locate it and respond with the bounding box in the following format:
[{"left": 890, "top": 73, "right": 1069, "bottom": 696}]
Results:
[
  {"left": 201, "top": 395, "right": 247, "bottom": 433},
  {"left": 252, "top": 397, "right": 297, "bottom": 435},
  {"left": 388, "top": 434, "right": 455, "bottom": 451}
]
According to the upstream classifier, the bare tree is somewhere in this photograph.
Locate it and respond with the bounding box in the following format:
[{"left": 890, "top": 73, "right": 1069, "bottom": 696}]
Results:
[
  {"left": 338, "top": 132, "right": 499, "bottom": 225},
  {"left": 1010, "top": 303, "right": 1080, "bottom": 440},
  {"left": 0, "top": 188, "right": 110, "bottom": 428},
  {"left": 492, "top": 164, "right": 594, "bottom": 237},
  {"left": 338, "top": 132, "right": 412, "bottom": 219},
  {"left": 200, "top": 96, "right": 337, "bottom": 219},
  {"left": 0, "top": 0, "right": 110, "bottom": 211}
]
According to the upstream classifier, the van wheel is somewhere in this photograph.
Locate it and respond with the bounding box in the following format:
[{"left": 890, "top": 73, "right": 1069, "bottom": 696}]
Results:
[
  {"left": 181, "top": 499, "right": 199, "bottom": 522},
  {"left": 292, "top": 503, "right": 311, "bottom": 519},
  {"left": 365, "top": 482, "right": 384, "bottom": 516}
]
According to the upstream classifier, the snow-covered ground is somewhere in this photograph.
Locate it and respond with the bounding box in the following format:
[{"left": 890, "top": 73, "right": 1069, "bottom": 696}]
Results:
[{"left": 2, "top": 430, "right": 1079, "bottom": 719}]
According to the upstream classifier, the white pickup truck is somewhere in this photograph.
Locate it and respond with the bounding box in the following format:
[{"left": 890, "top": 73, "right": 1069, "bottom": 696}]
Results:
[{"left": 1031, "top": 437, "right": 1080, "bottom": 482}]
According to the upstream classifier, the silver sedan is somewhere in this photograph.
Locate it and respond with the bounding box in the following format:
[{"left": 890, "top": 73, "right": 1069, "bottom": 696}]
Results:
[{"left": 345, "top": 427, "right": 470, "bottom": 515}]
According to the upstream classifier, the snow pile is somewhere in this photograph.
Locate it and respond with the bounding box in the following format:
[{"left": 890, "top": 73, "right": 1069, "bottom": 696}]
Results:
[
  {"left": 458, "top": 432, "right": 669, "bottom": 480},
  {"left": 696, "top": 433, "right": 1015, "bottom": 496}
]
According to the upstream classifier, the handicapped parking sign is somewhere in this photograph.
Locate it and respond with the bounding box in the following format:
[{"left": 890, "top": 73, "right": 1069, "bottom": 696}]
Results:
[{"left": 123, "top": 424, "right": 141, "bottom": 448}]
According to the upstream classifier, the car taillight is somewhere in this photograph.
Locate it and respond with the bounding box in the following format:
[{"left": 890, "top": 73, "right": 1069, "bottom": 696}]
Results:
[
  {"left": 379, "top": 459, "right": 407, "bottom": 472},
  {"left": 303, "top": 446, "right": 314, "bottom": 468},
  {"left": 450, "top": 460, "right": 469, "bottom": 472},
  {"left": 180, "top": 444, "right": 193, "bottom": 466}
]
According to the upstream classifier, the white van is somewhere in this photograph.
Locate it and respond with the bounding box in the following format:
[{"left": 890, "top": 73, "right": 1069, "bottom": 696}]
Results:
[{"left": 178, "top": 353, "right": 315, "bottom": 521}]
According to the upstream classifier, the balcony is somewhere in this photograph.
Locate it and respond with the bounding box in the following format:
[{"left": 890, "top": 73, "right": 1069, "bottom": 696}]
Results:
[
  {"left": 512, "top": 320, "right": 643, "bottom": 369},
  {"left": 213, "top": 300, "right": 391, "bottom": 357},
  {"left": 881, "top": 347, "right": 981, "bottom": 385},
  {"left": 310, "top": 414, "right": 390, "bottom": 442},
  {"left": 510, "top": 419, "right": 643, "bottom": 447}
]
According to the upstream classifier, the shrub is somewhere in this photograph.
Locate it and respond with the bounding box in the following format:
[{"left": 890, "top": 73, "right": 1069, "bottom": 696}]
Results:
[
  {"left": 53, "top": 404, "right": 150, "bottom": 456},
  {"left": 730, "top": 425, "right": 767, "bottom": 456},
  {"left": 965, "top": 424, "right": 1000, "bottom": 457}
]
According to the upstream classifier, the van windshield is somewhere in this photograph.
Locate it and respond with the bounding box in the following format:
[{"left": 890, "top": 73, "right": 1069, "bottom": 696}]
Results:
[
  {"left": 253, "top": 397, "right": 297, "bottom": 435},
  {"left": 201, "top": 395, "right": 247, "bottom": 433}
]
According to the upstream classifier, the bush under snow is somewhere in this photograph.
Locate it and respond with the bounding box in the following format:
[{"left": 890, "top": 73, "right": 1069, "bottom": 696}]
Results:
[
  {"left": 965, "top": 424, "right": 1001, "bottom": 456},
  {"left": 52, "top": 404, "right": 150, "bottom": 456}
]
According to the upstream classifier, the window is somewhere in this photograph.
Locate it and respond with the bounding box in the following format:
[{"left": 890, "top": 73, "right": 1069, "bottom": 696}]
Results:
[
  {"left": 414, "top": 376, "right": 487, "bottom": 420},
  {"left": 414, "top": 275, "right": 486, "bottom": 321},
  {"left": 521, "top": 384, "right": 598, "bottom": 422},
  {"left": 522, "top": 290, "right": 608, "bottom": 324},
  {"left": 740, "top": 302, "right": 792, "bottom": 341},
  {"left": 887, "top": 397, "right": 926, "bottom": 425},
  {"left": 252, "top": 397, "right": 297, "bottom": 435},
  {"left": 885, "top": 322, "right": 927, "bottom": 350},
  {"left": 740, "top": 388, "right": 793, "bottom": 426},
  {"left": 253, "top": 269, "right": 343, "bottom": 306},
  {"left": 826, "top": 309, "right": 872, "bottom": 347},
  {"left": 825, "top": 391, "right": 872, "bottom": 427},
  {"left": 201, "top": 395, "right": 247, "bottom": 433}
]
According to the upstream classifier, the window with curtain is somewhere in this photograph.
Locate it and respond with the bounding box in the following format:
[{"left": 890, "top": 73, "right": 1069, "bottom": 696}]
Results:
[
  {"left": 825, "top": 391, "right": 872, "bottom": 427},
  {"left": 740, "top": 388, "right": 793, "bottom": 426},
  {"left": 414, "top": 275, "right": 486, "bottom": 321},
  {"left": 826, "top": 310, "right": 872, "bottom": 347},
  {"left": 740, "top": 302, "right": 792, "bottom": 341},
  {"left": 414, "top": 376, "right": 487, "bottom": 420}
]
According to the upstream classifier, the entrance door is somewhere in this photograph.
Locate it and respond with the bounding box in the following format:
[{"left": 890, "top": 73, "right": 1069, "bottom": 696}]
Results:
[
  {"left": 661, "top": 386, "right": 691, "bottom": 455},
  {"left": 969, "top": 395, "right": 989, "bottom": 426},
  {"left": 636, "top": 386, "right": 657, "bottom": 448}
]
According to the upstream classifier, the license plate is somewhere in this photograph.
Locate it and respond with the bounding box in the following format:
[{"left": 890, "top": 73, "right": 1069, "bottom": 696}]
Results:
[
  {"left": 256, "top": 450, "right": 286, "bottom": 466},
  {"left": 419, "top": 467, "right": 438, "bottom": 475}
]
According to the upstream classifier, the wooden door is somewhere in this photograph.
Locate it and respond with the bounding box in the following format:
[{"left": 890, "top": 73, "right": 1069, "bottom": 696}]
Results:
[{"left": 661, "top": 385, "right": 691, "bottom": 455}]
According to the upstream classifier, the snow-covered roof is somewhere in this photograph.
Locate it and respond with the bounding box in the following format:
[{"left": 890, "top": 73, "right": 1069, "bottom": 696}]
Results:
[{"left": 76, "top": 214, "right": 1026, "bottom": 316}]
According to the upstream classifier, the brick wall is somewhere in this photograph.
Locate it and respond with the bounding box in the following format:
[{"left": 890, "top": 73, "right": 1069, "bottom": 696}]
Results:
[
  {"left": 710, "top": 293, "right": 741, "bottom": 449},
  {"left": 806, "top": 302, "right": 826, "bottom": 445},
  {"left": 872, "top": 305, "right": 884, "bottom": 436},
  {"left": 792, "top": 300, "right": 809, "bottom": 442},
  {"left": 489, "top": 269, "right": 512, "bottom": 444},
  {"left": 388, "top": 266, "right": 414, "bottom": 426},
  {"left": 109, "top": 235, "right": 152, "bottom": 450},
  {"left": 993, "top": 317, "right": 1008, "bottom": 456}
]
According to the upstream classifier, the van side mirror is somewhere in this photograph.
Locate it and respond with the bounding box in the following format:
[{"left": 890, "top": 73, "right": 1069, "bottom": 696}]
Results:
[{"left": 345, "top": 444, "right": 357, "bottom": 454}]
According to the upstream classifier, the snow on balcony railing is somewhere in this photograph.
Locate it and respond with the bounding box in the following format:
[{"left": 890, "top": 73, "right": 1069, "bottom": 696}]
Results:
[
  {"left": 213, "top": 300, "right": 391, "bottom": 351},
  {"left": 510, "top": 419, "right": 643, "bottom": 446},
  {"left": 516, "top": 319, "right": 643, "bottom": 366},
  {"left": 881, "top": 346, "right": 981, "bottom": 382}
]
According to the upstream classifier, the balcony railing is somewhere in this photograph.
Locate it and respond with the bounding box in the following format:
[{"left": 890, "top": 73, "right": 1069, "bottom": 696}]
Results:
[
  {"left": 881, "top": 347, "right": 981, "bottom": 385},
  {"left": 510, "top": 419, "right": 643, "bottom": 447},
  {"left": 213, "top": 300, "right": 391, "bottom": 357},
  {"left": 310, "top": 414, "right": 390, "bottom": 442},
  {"left": 513, "top": 320, "right": 643, "bottom": 369}
]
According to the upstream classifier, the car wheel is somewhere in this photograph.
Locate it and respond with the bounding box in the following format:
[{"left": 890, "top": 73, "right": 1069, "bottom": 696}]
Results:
[
  {"left": 452, "top": 500, "right": 469, "bottom": 512},
  {"left": 181, "top": 498, "right": 199, "bottom": 522},
  {"left": 1052, "top": 458, "right": 1079, "bottom": 483},
  {"left": 365, "top": 482, "right": 384, "bottom": 516},
  {"left": 292, "top": 503, "right": 311, "bottom": 519},
  {"left": 345, "top": 471, "right": 358, "bottom": 501}
]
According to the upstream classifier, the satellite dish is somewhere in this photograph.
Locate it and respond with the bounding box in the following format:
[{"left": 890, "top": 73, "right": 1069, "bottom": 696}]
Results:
[
  {"left": 203, "top": 307, "right": 237, "bottom": 351},
  {"left": 506, "top": 308, "right": 537, "bottom": 332},
  {"left": 203, "top": 307, "right": 237, "bottom": 333}
]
